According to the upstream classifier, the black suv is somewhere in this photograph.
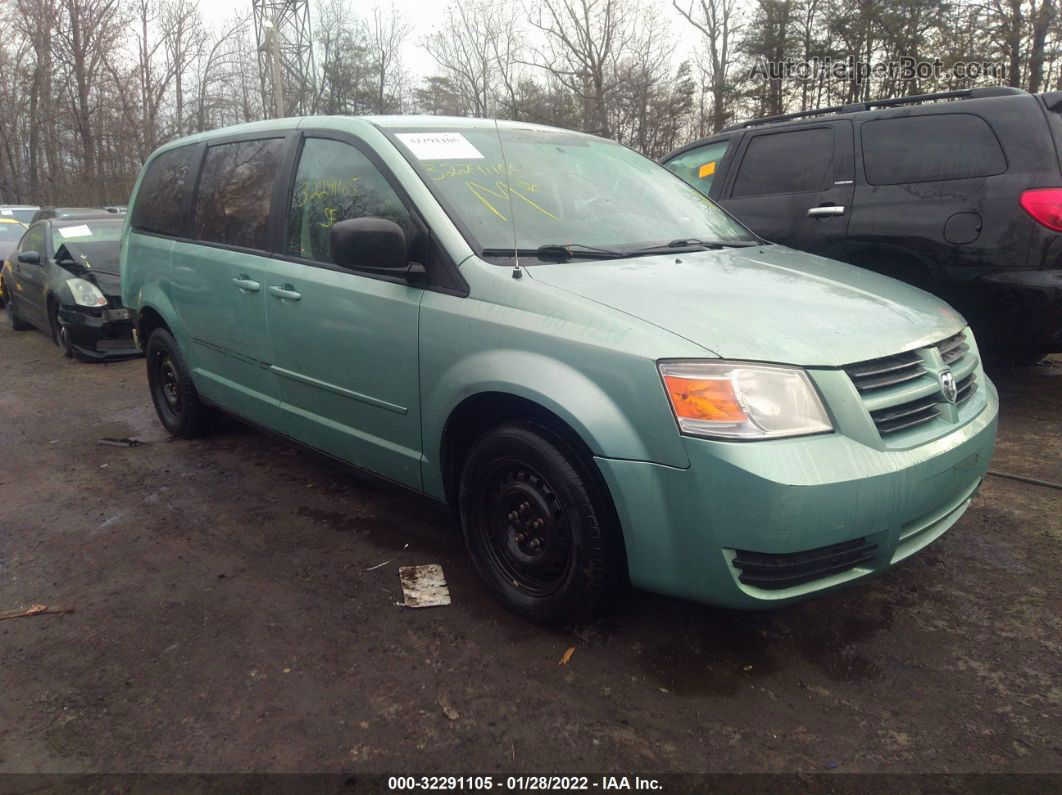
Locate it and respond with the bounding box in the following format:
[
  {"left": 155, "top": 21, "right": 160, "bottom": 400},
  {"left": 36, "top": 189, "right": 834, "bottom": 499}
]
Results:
[{"left": 663, "top": 86, "right": 1062, "bottom": 361}]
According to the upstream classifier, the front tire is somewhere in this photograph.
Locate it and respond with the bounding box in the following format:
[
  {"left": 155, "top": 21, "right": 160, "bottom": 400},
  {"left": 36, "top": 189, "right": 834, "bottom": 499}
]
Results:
[
  {"left": 145, "top": 328, "right": 212, "bottom": 438},
  {"left": 458, "top": 420, "right": 625, "bottom": 625},
  {"left": 49, "top": 302, "right": 73, "bottom": 358}
]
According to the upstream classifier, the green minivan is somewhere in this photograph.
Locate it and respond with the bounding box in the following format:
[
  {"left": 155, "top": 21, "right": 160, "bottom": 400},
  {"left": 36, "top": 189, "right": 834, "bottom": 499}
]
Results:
[{"left": 121, "top": 117, "right": 998, "bottom": 624}]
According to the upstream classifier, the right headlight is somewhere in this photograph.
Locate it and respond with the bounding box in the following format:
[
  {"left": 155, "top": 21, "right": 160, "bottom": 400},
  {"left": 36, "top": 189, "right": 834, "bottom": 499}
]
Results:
[
  {"left": 66, "top": 278, "right": 108, "bottom": 308},
  {"left": 658, "top": 360, "right": 833, "bottom": 440}
]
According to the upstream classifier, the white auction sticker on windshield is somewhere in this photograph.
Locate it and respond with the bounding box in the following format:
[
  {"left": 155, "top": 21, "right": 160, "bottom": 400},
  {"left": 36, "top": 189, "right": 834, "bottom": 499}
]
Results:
[
  {"left": 57, "top": 224, "right": 93, "bottom": 238},
  {"left": 397, "top": 132, "right": 483, "bottom": 160}
]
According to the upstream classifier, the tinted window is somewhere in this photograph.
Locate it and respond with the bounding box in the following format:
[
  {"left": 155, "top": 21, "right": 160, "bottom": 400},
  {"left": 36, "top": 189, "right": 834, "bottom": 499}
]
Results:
[
  {"left": 665, "top": 140, "right": 731, "bottom": 197},
  {"left": 286, "top": 138, "right": 414, "bottom": 263},
  {"left": 732, "top": 127, "right": 833, "bottom": 198},
  {"left": 861, "top": 114, "right": 1006, "bottom": 185},
  {"left": 131, "top": 145, "right": 199, "bottom": 235},
  {"left": 193, "top": 138, "right": 285, "bottom": 249}
]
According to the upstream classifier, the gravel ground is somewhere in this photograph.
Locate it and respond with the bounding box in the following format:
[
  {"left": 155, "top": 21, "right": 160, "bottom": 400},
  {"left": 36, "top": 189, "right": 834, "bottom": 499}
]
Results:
[{"left": 0, "top": 319, "right": 1059, "bottom": 778}]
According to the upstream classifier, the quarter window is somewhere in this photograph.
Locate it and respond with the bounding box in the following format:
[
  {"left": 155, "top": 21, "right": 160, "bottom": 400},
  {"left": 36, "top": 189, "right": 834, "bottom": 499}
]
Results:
[
  {"left": 193, "top": 138, "right": 285, "bottom": 249},
  {"left": 860, "top": 114, "right": 1006, "bottom": 185},
  {"left": 665, "top": 140, "right": 731, "bottom": 197},
  {"left": 286, "top": 138, "right": 414, "bottom": 264},
  {"left": 732, "top": 127, "right": 833, "bottom": 198},
  {"left": 131, "top": 145, "right": 199, "bottom": 236}
]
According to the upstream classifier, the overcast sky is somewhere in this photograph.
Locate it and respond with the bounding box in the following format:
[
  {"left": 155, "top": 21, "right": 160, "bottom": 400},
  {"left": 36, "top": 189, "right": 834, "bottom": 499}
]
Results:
[{"left": 201, "top": 0, "right": 703, "bottom": 86}]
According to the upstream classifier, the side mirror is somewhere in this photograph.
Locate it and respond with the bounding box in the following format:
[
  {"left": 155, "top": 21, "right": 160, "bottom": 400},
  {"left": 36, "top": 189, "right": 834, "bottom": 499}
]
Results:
[
  {"left": 330, "top": 217, "right": 408, "bottom": 272},
  {"left": 17, "top": 250, "right": 40, "bottom": 265}
]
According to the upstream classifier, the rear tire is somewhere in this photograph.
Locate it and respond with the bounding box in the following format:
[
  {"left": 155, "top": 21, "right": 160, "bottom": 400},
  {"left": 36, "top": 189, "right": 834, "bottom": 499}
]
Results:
[
  {"left": 5, "top": 287, "right": 31, "bottom": 331},
  {"left": 145, "top": 328, "right": 212, "bottom": 438},
  {"left": 458, "top": 420, "right": 625, "bottom": 626}
]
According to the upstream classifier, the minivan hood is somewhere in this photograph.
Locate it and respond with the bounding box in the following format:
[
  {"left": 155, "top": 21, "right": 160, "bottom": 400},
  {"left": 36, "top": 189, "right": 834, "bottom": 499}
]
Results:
[{"left": 526, "top": 245, "right": 965, "bottom": 366}]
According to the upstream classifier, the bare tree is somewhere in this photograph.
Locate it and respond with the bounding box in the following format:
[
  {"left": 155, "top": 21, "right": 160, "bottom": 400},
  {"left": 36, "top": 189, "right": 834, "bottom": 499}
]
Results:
[{"left": 674, "top": 0, "right": 741, "bottom": 131}]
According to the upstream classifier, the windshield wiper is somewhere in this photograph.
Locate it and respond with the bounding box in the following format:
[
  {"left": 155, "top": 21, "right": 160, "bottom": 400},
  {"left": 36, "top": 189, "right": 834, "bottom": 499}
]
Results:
[
  {"left": 623, "top": 238, "right": 762, "bottom": 255},
  {"left": 480, "top": 243, "right": 625, "bottom": 262}
]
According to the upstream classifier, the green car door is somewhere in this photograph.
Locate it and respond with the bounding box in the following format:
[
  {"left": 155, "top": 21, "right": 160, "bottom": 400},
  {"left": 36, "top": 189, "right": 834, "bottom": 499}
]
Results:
[
  {"left": 169, "top": 136, "right": 290, "bottom": 430},
  {"left": 265, "top": 134, "right": 425, "bottom": 489}
]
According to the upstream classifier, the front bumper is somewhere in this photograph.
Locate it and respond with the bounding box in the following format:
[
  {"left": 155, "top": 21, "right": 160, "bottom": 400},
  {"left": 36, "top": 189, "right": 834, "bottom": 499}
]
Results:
[
  {"left": 596, "top": 379, "right": 998, "bottom": 609},
  {"left": 58, "top": 306, "right": 141, "bottom": 360}
]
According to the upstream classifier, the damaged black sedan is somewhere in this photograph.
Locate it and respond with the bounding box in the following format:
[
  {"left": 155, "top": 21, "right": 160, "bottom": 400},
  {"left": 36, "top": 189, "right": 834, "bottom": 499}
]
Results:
[{"left": 1, "top": 217, "right": 139, "bottom": 360}]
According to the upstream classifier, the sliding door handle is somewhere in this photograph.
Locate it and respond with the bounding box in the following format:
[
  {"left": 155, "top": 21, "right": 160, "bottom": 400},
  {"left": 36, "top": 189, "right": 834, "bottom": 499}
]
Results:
[
  {"left": 268, "top": 285, "right": 302, "bottom": 301},
  {"left": 232, "top": 276, "right": 261, "bottom": 292}
]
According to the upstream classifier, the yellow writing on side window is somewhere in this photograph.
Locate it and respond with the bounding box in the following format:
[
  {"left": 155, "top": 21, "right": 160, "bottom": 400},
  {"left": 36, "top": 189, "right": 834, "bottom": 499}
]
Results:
[
  {"left": 294, "top": 175, "right": 360, "bottom": 209},
  {"left": 466, "top": 180, "right": 559, "bottom": 222},
  {"left": 698, "top": 162, "right": 716, "bottom": 179}
]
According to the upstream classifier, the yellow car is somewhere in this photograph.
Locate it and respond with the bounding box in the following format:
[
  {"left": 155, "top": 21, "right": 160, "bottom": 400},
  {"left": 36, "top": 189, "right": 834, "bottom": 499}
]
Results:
[{"left": 0, "top": 217, "right": 27, "bottom": 305}]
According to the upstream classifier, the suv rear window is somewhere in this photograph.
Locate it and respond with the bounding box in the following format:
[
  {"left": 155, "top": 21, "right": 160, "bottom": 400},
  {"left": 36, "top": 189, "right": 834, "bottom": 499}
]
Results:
[
  {"left": 732, "top": 127, "right": 833, "bottom": 198},
  {"left": 192, "top": 138, "right": 285, "bottom": 250},
  {"left": 861, "top": 114, "right": 1006, "bottom": 185},
  {"left": 131, "top": 145, "right": 199, "bottom": 236},
  {"left": 665, "top": 140, "right": 731, "bottom": 197}
]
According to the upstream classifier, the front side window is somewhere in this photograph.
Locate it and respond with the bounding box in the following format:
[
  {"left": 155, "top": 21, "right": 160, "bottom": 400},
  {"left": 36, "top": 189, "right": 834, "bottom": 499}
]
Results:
[
  {"left": 732, "top": 127, "right": 833, "bottom": 198},
  {"left": 193, "top": 138, "right": 285, "bottom": 250},
  {"left": 665, "top": 140, "right": 731, "bottom": 197},
  {"left": 861, "top": 114, "right": 1006, "bottom": 185},
  {"left": 19, "top": 224, "right": 46, "bottom": 257},
  {"left": 286, "top": 138, "right": 415, "bottom": 264},
  {"left": 390, "top": 127, "right": 753, "bottom": 259},
  {"left": 131, "top": 145, "right": 199, "bottom": 236}
]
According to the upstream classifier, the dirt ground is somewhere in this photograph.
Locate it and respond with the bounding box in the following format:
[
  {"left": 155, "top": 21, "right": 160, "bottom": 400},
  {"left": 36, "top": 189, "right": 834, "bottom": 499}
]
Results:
[{"left": 0, "top": 319, "right": 1059, "bottom": 778}]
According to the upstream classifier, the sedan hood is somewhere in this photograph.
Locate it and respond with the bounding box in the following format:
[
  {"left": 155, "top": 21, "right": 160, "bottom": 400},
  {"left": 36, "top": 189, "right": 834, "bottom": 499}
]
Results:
[{"left": 526, "top": 245, "right": 965, "bottom": 366}]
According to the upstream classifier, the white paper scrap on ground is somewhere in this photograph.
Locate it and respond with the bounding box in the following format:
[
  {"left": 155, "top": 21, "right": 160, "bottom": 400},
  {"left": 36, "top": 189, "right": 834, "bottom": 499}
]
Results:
[
  {"left": 399, "top": 564, "right": 451, "bottom": 608},
  {"left": 396, "top": 132, "right": 483, "bottom": 161}
]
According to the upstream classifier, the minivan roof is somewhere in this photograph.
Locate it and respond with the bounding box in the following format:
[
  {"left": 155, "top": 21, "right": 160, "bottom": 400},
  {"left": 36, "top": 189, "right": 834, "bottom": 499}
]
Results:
[{"left": 147, "top": 115, "right": 598, "bottom": 158}]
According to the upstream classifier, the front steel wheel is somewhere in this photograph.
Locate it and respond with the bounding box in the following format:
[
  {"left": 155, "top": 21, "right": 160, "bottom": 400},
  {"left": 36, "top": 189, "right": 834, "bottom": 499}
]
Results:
[{"left": 459, "top": 420, "right": 626, "bottom": 625}]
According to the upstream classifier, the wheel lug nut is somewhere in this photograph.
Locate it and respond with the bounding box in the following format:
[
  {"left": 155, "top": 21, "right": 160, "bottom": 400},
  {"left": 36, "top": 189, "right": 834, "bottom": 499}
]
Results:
[
  {"left": 515, "top": 533, "right": 525, "bottom": 543},
  {"left": 532, "top": 519, "right": 543, "bottom": 529},
  {"left": 508, "top": 511, "right": 518, "bottom": 521}
]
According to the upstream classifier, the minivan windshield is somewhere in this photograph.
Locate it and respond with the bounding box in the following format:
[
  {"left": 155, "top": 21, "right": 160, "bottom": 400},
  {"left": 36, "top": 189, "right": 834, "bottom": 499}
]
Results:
[{"left": 391, "top": 126, "right": 756, "bottom": 261}]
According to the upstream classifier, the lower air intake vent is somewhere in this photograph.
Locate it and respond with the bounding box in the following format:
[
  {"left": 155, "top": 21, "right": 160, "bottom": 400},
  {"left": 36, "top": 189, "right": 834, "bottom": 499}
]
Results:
[{"left": 731, "top": 538, "right": 878, "bottom": 590}]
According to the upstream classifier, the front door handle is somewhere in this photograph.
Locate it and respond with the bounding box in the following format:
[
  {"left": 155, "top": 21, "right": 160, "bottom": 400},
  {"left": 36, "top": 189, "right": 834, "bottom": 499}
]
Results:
[
  {"left": 268, "top": 285, "right": 302, "bottom": 301},
  {"left": 807, "top": 205, "right": 846, "bottom": 218},
  {"left": 232, "top": 276, "right": 260, "bottom": 292}
]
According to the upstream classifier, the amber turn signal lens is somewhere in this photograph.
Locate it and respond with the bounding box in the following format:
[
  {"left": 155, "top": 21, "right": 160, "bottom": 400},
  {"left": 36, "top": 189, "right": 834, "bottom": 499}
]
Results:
[{"left": 662, "top": 375, "right": 747, "bottom": 423}]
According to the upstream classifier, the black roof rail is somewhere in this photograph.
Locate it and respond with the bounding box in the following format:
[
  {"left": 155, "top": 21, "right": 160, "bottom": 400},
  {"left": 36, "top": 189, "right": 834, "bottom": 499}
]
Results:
[{"left": 721, "top": 86, "right": 1027, "bottom": 132}]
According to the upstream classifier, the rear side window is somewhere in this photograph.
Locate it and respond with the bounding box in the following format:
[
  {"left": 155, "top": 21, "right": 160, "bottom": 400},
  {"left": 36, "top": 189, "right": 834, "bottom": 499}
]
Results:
[
  {"left": 193, "top": 138, "right": 285, "bottom": 250},
  {"left": 732, "top": 127, "right": 833, "bottom": 198},
  {"left": 861, "top": 114, "right": 1006, "bottom": 185},
  {"left": 665, "top": 140, "right": 731, "bottom": 197},
  {"left": 286, "top": 137, "right": 415, "bottom": 264},
  {"left": 131, "top": 145, "right": 199, "bottom": 236}
]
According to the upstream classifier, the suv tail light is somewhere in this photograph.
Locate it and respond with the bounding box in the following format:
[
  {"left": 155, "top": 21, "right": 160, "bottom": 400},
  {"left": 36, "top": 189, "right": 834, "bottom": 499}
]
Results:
[{"left": 1019, "top": 188, "right": 1062, "bottom": 230}]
